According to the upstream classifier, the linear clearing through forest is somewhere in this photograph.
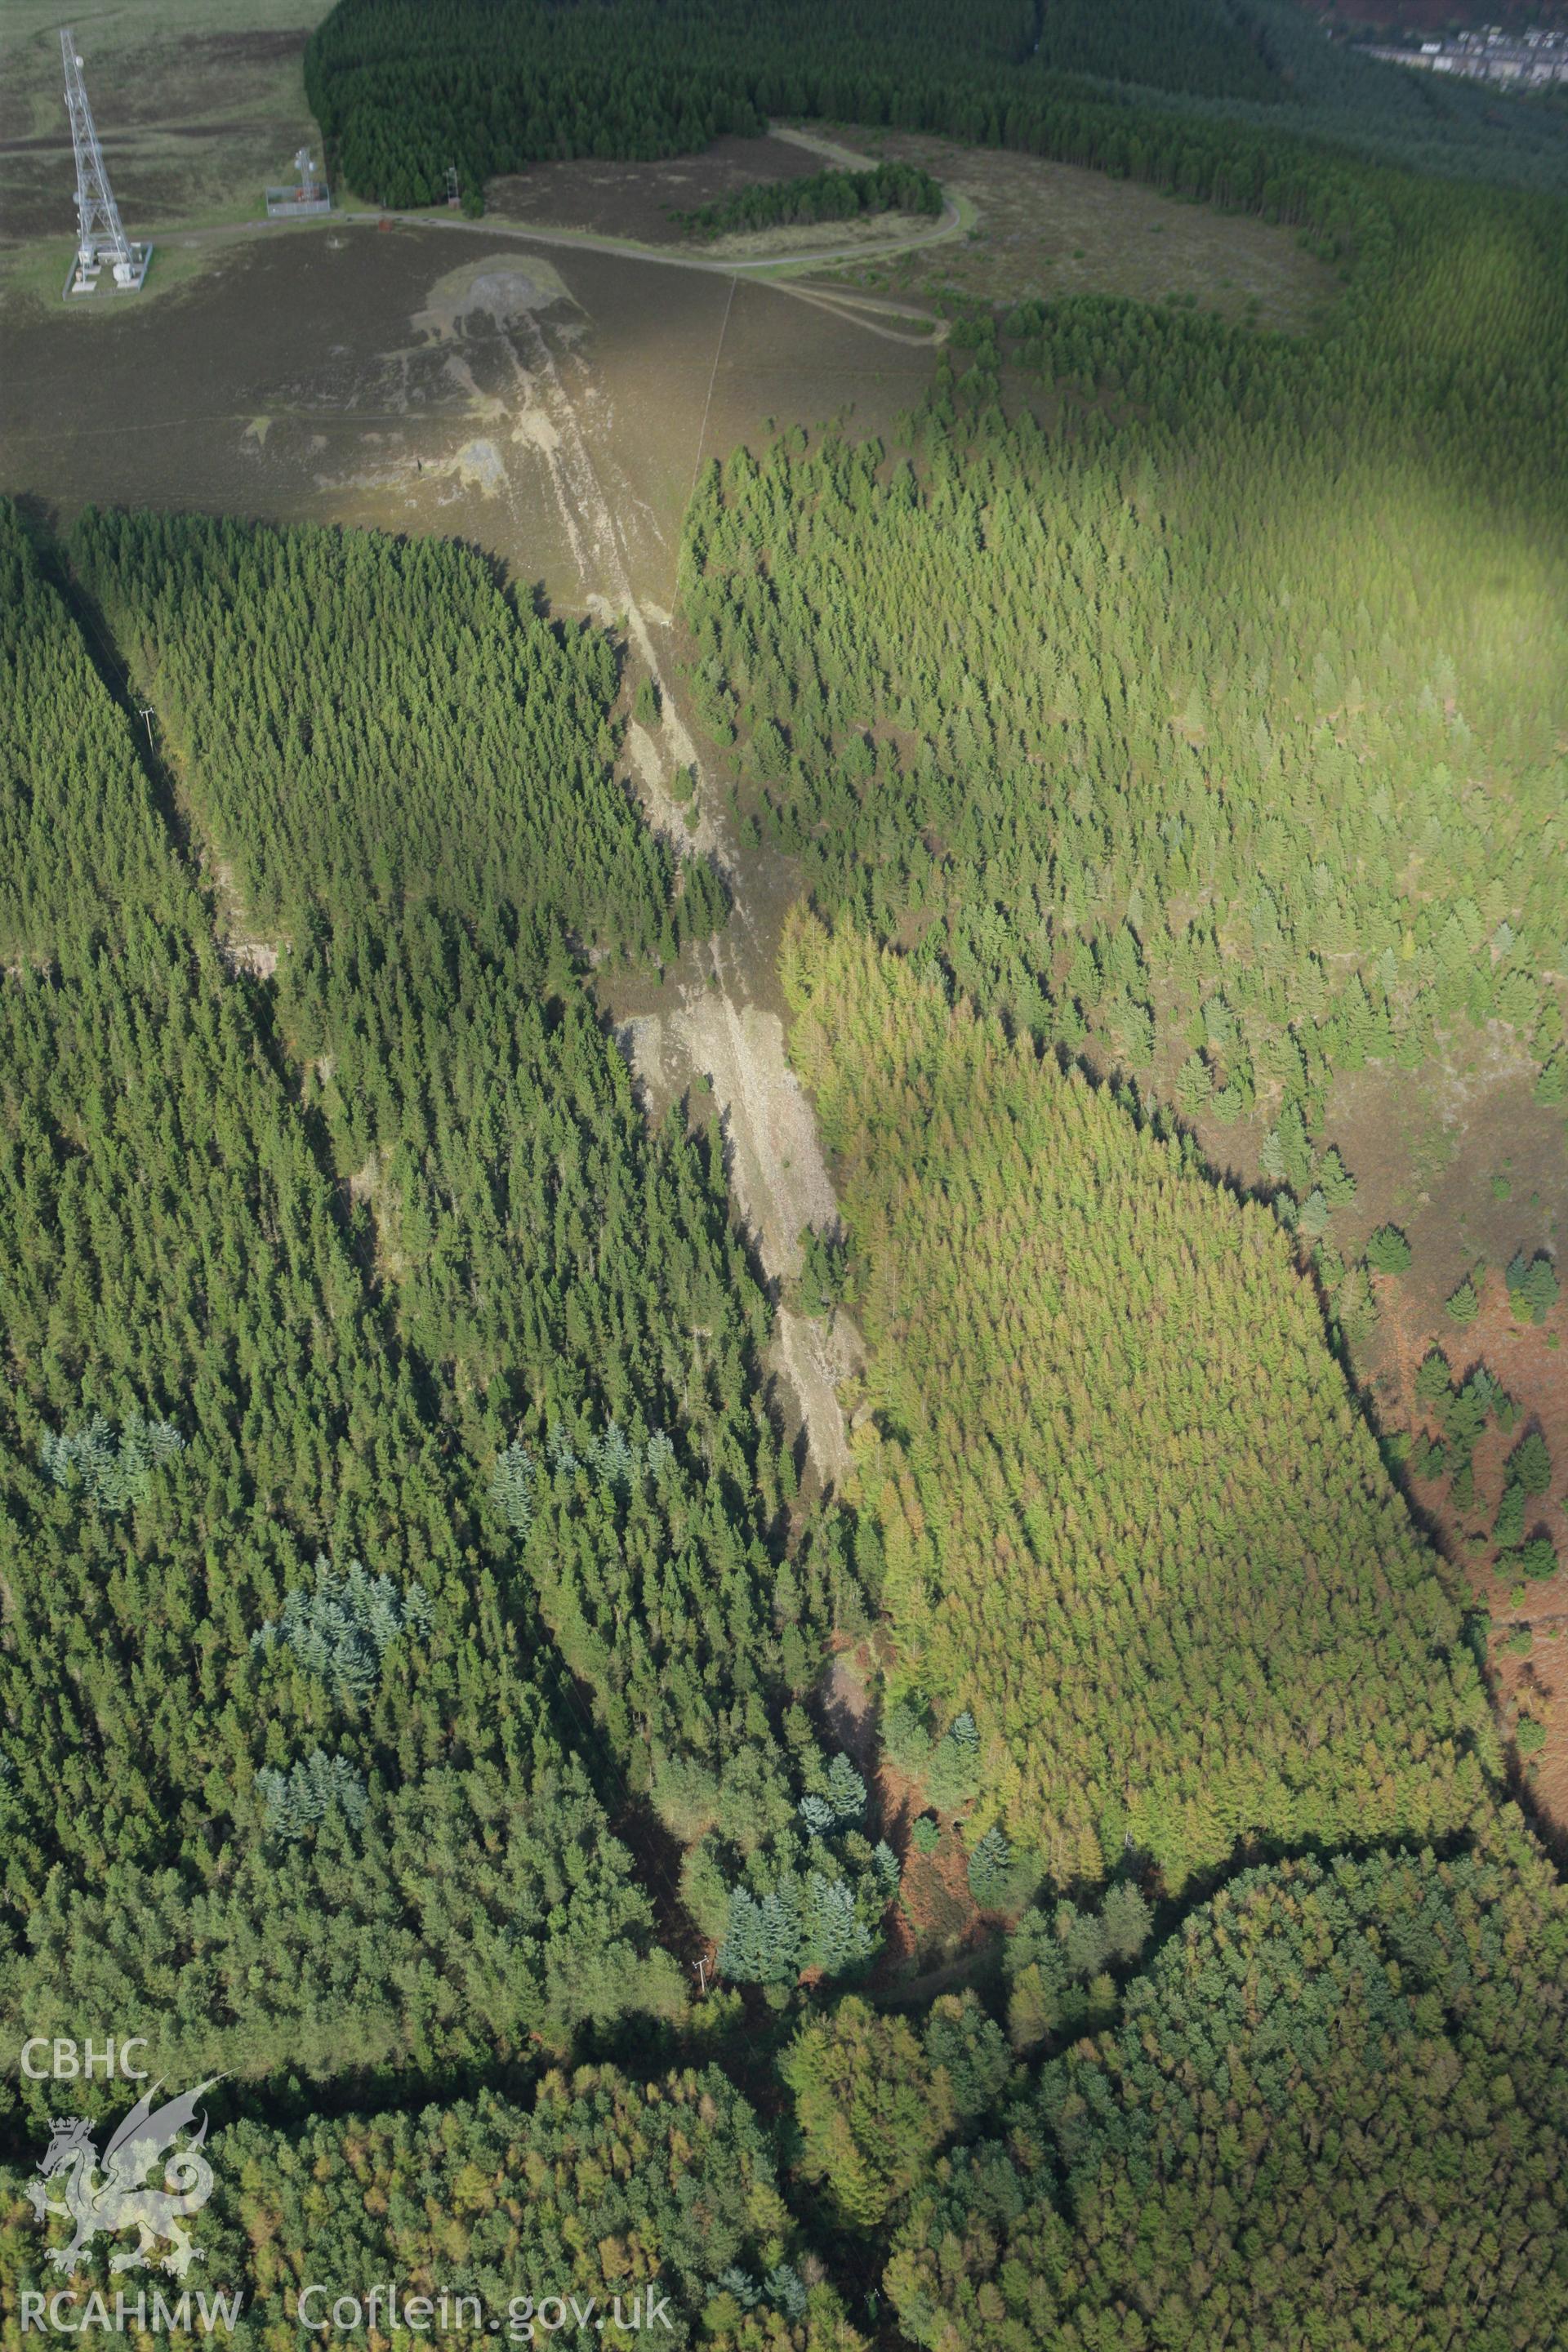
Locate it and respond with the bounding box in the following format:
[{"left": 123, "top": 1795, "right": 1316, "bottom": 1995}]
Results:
[{"left": 442, "top": 250, "right": 861, "bottom": 1484}]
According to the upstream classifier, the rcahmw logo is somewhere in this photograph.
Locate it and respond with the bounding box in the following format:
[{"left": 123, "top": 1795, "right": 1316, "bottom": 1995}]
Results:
[
  {"left": 20, "top": 2288, "right": 243, "bottom": 2337},
  {"left": 24, "top": 2070, "right": 230, "bottom": 2292}
]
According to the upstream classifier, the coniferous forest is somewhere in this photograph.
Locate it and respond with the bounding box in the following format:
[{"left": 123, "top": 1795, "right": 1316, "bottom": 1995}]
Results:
[
  {"left": 0, "top": 506, "right": 680, "bottom": 2090},
  {"left": 305, "top": 0, "right": 1568, "bottom": 208},
  {"left": 674, "top": 163, "right": 942, "bottom": 243},
  {"left": 782, "top": 914, "right": 1495, "bottom": 1887},
  {"left": 0, "top": 501, "right": 893, "bottom": 2105},
  {"left": 7, "top": 0, "right": 1568, "bottom": 2345}
]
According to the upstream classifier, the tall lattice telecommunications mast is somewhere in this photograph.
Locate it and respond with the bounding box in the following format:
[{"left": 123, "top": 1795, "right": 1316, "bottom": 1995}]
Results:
[{"left": 60, "top": 26, "right": 150, "bottom": 296}]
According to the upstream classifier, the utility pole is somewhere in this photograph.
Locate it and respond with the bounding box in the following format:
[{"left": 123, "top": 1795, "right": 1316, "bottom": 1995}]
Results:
[{"left": 60, "top": 28, "right": 149, "bottom": 295}]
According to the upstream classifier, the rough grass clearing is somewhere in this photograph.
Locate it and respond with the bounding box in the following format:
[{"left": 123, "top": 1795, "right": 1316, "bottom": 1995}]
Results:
[
  {"left": 804, "top": 127, "right": 1341, "bottom": 331},
  {"left": 700, "top": 209, "right": 948, "bottom": 262},
  {"left": 1167, "top": 1031, "right": 1568, "bottom": 1839},
  {"left": 1349, "top": 1077, "right": 1568, "bottom": 1844},
  {"left": 486, "top": 133, "right": 834, "bottom": 249},
  {"left": 487, "top": 127, "right": 963, "bottom": 279}
]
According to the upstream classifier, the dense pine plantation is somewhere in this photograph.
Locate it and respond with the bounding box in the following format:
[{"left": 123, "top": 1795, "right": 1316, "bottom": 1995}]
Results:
[
  {"left": 1032, "top": 0, "right": 1281, "bottom": 103},
  {"left": 306, "top": 0, "right": 1568, "bottom": 210},
  {"left": 675, "top": 162, "right": 942, "bottom": 241},
  {"left": 0, "top": 2067, "right": 865, "bottom": 2349},
  {"left": 67, "top": 509, "right": 889, "bottom": 1995},
  {"left": 0, "top": 506, "right": 677, "bottom": 2100},
  {"left": 886, "top": 1819, "right": 1568, "bottom": 2350},
  {"left": 0, "top": 502, "right": 889, "bottom": 2123},
  {"left": 305, "top": 0, "right": 1033, "bottom": 207},
  {"left": 679, "top": 185, "right": 1568, "bottom": 1302},
  {"left": 783, "top": 915, "right": 1494, "bottom": 1884}
]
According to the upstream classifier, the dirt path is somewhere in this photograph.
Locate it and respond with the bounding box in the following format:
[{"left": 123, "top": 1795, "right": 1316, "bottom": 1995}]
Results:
[
  {"left": 753, "top": 280, "right": 947, "bottom": 347},
  {"left": 64, "top": 187, "right": 962, "bottom": 304},
  {"left": 340, "top": 194, "right": 964, "bottom": 287},
  {"left": 768, "top": 125, "right": 891, "bottom": 172},
  {"left": 328, "top": 203, "right": 960, "bottom": 358}
]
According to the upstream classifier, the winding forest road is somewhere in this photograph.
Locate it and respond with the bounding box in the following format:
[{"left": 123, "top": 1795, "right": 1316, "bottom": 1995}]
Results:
[
  {"left": 338, "top": 194, "right": 964, "bottom": 279},
  {"left": 328, "top": 194, "right": 965, "bottom": 346},
  {"left": 149, "top": 182, "right": 963, "bottom": 352}
]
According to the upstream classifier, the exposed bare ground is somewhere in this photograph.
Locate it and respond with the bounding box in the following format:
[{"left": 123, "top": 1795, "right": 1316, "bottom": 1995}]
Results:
[
  {"left": 817, "top": 1653, "right": 876, "bottom": 1771},
  {"left": 222, "top": 937, "right": 278, "bottom": 978},
  {"left": 613, "top": 718, "right": 862, "bottom": 1490},
  {"left": 437, "top": 252, "right": 865, "bottom": 1486},
  {"left": 187, "top": 826, "right": 284, "bottom": 982},
  {"left": 618, "top": 953, "right": 863, "bottom": 1491},
  {"left": 612, "top": 703, "right": 727, "bottom": 866},
  {"left": 694, "top": 936, "right": 841, "bottom": 1273},
  {"left": 774, "top": 1307, "right": 859, "bottom": 1491}
]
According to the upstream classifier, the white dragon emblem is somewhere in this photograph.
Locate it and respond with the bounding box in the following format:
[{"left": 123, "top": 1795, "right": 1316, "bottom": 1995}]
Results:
[{"left": 26, "top": 2078, "right": 222, "bottom": 2278}]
